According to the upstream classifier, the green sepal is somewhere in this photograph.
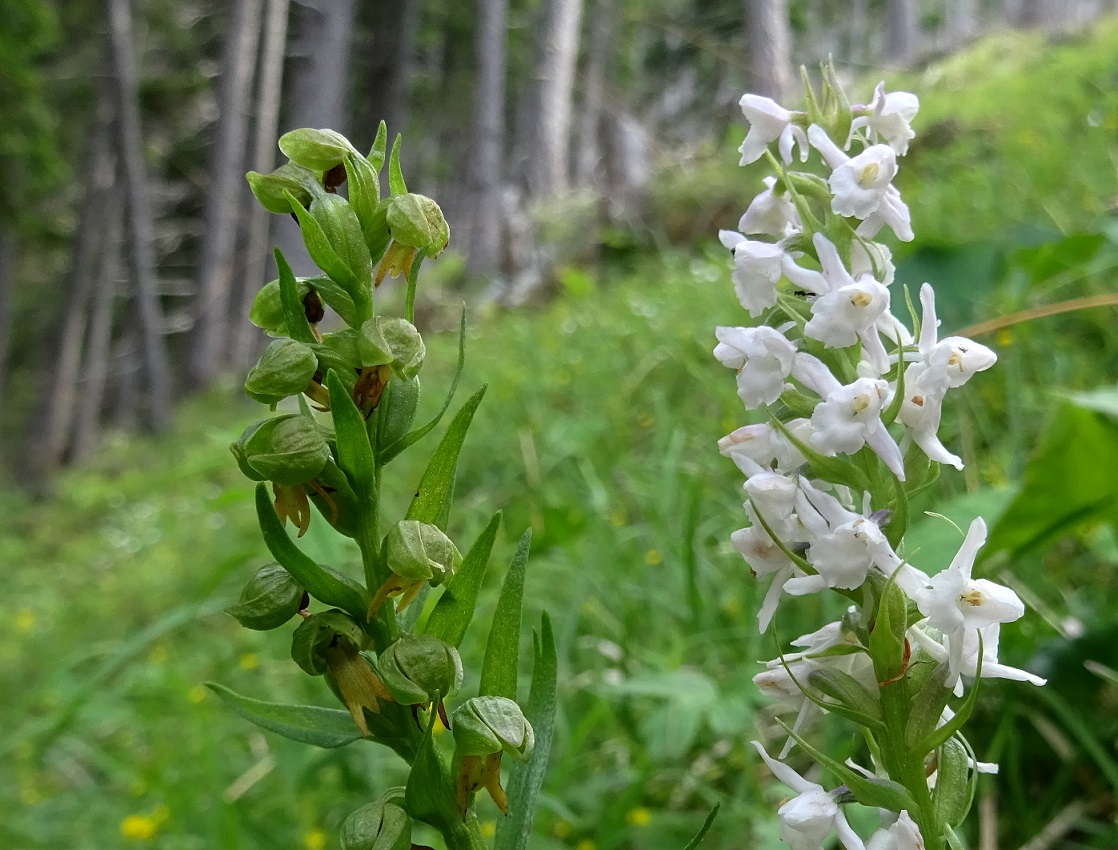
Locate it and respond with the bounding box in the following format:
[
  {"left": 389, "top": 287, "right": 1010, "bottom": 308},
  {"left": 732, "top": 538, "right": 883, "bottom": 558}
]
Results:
[
  {"left": 246, "top": 161, "right": 322, "bottom": 214},
  {"left": 291, "top": 608, "right": 367, "bottom": 676},
  {"left": 225, "top": 563, "right": 304, "bottom": 631},
  {"left": 206, "top": 683, "right": 364, "bottom": 749},
  {"left": 244, "top": 414, "right": 330, "bottom": 486},
  {"left": 231, "top": 420, "right": 269, "bottom": 482},
  {"left": 358, "top": 316, "right": 425, "bottom": 379},
  {"left": 767, "top": 410, "right": 872, "bottom": 492},
  {"left": 932, "top": 736, "right": 973, "bottom": 829},
  {"left": 279, "top": 127, "right": 356, "bottom": 172},
  {"left": 776, "top": 719, "right": 916, "bottom": 813},
  {"left": 244, "top": 338, "right": 319, "bottom": 405},
  {"left": 422, "top": 511, "right": 502, "bottom": 646},
  {"left": 904, "top": 659, "right": 953, "bottom": 750},
  {"left": 341, "top": 799, "right": 412, "bottom": 850},
  {"left": 368, "top": 122, "right": 388, "bottom": 171},
  {"left": 388, "top": 133, "right": 406, "bottom": 195},
  {"left": 386, "top": 193, "right": 450, "bottom": 256},
  {"left": 405, "top": 386, "right": 486, "bottom": 527},
  {"left": 327, "top": 370, "right": 374, "bottom": 496},
  {"left": 382, "top": 306, "right": 466, "bottom": 463},
  {"left": 869, "top": 575, "right": 909, "bottom": 685},
  {"left": 255, "top": 483, "right": 369, "bottom": 619},
  {"left": 493, "top": 614, "right": 557, "bottom": 850},
  {"left": 480, "top": 529, "right": 531, "bottom": 701},
  {"left": 377, "top": 634, "right": 464, "bottom": 705},
  {"left": 276, "top": 249, "right": 317, "bottom": 345},
  {"left": 806, "top": 667, "right": 882, "bottom": 724},
  {"left": 784, "top": 171, "right": 831, "bottom": 203},
  {"left": 377, "top": 376, "right": 420, "bottom": 458},
  {"left": 385, "top": 519, "right": 461, "bottom": 584},
  {"left": 452, "top": 696, "right": 534, "bottom": 761},
  {"left": 249, "top": 275, "right": 311, "bottom": 336}
]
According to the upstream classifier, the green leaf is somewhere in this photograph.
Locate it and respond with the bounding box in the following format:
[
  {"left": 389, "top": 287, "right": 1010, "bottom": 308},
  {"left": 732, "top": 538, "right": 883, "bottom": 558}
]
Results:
[
  {"left": 493, "top": 614, "right": 558, "bottom": 850},
  {"left": 368, "top": 121, "right": 388, "bottom": 171},
  {"left": 480, "top": 529, "right": 531, "bottom": 700},
  {"left": 904, "top": 661, "right": 953, "bottom": 750},
  {"left": 915, "top": 667, "right": 982, "bottom": 755},
  {"left": 255, "top": 483, "right": 369, "bottom": 619},
  {"left": 869, "top": 576, "right": 908, "bottom": 685},
  {"left": 276, "top": 249, "right": 316, "bottom": 344},
  {"left": 345, "top": 151, "right": 383, "bottom": 245},
  {"left": 285, "top": 191, "right": 366, "bottom": 317},
  {"left": 682, "top": 805, "right": 720, "bottom": 850},
  {"left": 310, "top": 193, "right": 374, "bottom": 319},
  {"left": 807, "top": 667, "right": 882, "bottom": 724},
  {"left": 405, "top": 386, "right": 486, "bottom": 527},
  {"left": 388, "top": 133, "right": 407, "bottom": 195},
  {"left": 422, "top": 512, "right": 502, "bottom": 646},
  {"left": 404, "top": 711, "right": 456, "bottom": 828},
  {"left": 933, "top": 736, "right": 973, "bottom": 828},
  {"left": 327, "top": 371, "right": 374, "bottom": 496},
  {"left": 307, "top": 275, "right": 358, "bottom": 327},
  {"left": 207, "top": 683, "right": 363, "bottom": 749},
  {"left": 382, "top": 306, "right": 467, "bottom": 464}
]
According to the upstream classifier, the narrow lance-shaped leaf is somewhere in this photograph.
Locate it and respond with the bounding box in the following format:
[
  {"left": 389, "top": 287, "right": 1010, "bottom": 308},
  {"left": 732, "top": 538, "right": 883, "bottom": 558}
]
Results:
[
  {"left": 276, "top": 249, "right": 316, "bottom": 344},
  {"left": 493, "top": 614, "right": 557, "bottom": 850},
  {"left": 388, "top": 133, "right": 407, "bottom": 196},
  {"left": 368, "top": 121, "right": 388, "bottom": 172},
  {"left": 479, "top": 529, "right": 531, "bottom": 700},
  {"left": 682, "top": 805, "right": 720, "bottom": 850},
  {"left": 255, "top": 483, "right": 369, "bottom": 619},
  {"left": 422, "top": 511, "right": 502, "bottom": 646},
  {"left": 327, "top": 370, "right": 374, "bottom": 497},
  {"left": 207, "top": 683, "right": 364, "bottom": 749},
  {"left": 405, "top": 386, "right": 486, "bottom": 526}
]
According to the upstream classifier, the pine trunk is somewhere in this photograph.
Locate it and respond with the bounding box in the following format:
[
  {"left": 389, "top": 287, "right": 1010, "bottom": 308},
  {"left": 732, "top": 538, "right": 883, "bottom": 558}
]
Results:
[
  {"left": 0, "top": 227, "right": 16, "bottom": 405},
  {"left": 744, "top": 0, "right": 792, "bottom": 101},
  {"left": 885, "top": 0, "right": 919, "bottom": 62},
  {"left": 574, "top": 0, "right": 614, "bottom": 186}
]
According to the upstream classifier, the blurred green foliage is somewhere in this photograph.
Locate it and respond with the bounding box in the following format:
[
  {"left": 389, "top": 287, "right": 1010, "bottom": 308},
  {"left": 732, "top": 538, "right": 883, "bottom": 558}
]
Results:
[{"left": 5, "top": 20, "right": 1118, "bottom": 850}]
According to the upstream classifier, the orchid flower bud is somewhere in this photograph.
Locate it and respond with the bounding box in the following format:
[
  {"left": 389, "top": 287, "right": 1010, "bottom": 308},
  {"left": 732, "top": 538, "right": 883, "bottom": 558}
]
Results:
[
  {"left": 376, "top": 634, "right": 463, "bottom": 706},
  {"left": 225, "top": 563, "right": 305, "bottom": 631},
  {"left": 244, "top": 338, "right": 319, "bottom": 405}
]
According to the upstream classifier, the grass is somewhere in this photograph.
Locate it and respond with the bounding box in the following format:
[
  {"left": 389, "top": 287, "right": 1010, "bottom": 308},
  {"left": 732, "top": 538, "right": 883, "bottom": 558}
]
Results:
[{"left": 5, "top": 17, "right": 1118, "bottom": 850}]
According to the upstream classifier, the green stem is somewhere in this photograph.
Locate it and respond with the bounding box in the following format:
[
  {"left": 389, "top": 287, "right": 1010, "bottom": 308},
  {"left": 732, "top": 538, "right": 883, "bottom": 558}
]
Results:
[
  {"left": 441, "top": 813, "right": 489, "bottom": 850},
  {"left": 880, "top": 679, "right": 941, "bottom": 848}
]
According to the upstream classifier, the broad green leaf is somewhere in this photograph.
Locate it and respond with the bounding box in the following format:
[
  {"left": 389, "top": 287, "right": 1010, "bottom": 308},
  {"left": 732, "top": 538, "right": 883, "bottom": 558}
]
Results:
[
  {"left": 388, "top": 133, "right": 407, "bottom": 195},
  {"left": 326, "top": 370, "right": 374, "bottom": 496},
  {"left": 255, "top": 483, "right": 369, "bottom": 619},
  {"left": 493, "top": 614, "right": 557, "bottom": 850},
  {"left": 479, "top": 529, "right": 531, "bottom": 700},
  {"left": 275, "top": 249, "right": 315, "bottom": 344},
  {"left": 382, "top": 306, "right": 467, "bottom": 464},
  {"left": 405, "top": 386, "right": 486, "bottom": 527},
  {"left": 422, "top": 512, "right": 502, "bottom": 646},
  {"left": 682, "top": 805, "right": 720, "bottom": 850},
  {"left": 207, "top": 683, "right": 363, "bottom": 749}
]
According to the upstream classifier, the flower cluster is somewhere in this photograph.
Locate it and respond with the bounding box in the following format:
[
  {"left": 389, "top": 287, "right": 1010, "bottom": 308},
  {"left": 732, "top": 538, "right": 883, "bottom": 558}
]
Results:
[{"left": 716, "top": 68, "right": 1044, "bottom": 849}]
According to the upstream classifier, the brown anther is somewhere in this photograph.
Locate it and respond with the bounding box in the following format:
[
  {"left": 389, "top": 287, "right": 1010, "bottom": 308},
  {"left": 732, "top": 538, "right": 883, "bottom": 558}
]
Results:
[
  {"left": 323, "top": 163, "right": 347, "bottom": 193},
  {"left": 303, "top": 289, "right": 325, "bottom": 324}
]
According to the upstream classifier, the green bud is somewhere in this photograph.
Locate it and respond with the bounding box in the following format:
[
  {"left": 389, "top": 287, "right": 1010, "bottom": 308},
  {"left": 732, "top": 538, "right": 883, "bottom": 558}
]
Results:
[
  {"left": 452, "top": 696, "right": 534, "bottom": 761},
  {"left": 279, "top": 128, "right": 357, "bottom": 172},
  {"left": 377, "top": 634, "right": 463, "bottom": 705},
  {"left": 244, "top": 338, "right": 319, "bottom": 405},
  {"left": 291, "top": 609, "right": 367, "bottom": 676},
  {"left": 785, "top": 172, "right": 831, "bottom": 203},
  {"left": 309, "top": 330, "right": 361, "bottom": 394},
  {"left": 243, "top": 414, "right": 331, "bottom": 486},
  {"left": 225, "top": 563, "right": 305, "bottom": 630},
  {"left": 246, "top": 161, "right": 322, "bottom": 214},
  {"left": 386, "top": 193, "right": 450, "bottom": 256},
  {"left": 386, "top": 520, "right": 460, "bottom": 584},
  {"left": 249, "top": 277, "right": 312, "bottom": 336},
  {"left": 340, "top": 800, "right": 412, "bottom": 850},
  {"left": 869, "top": 577, "right": 909, "bottom": 686},
  {"left": 358, "top": 316, "right": 425, "bottom": 380},
  {"left": 230, "top": 419, "right": 270, "bottom": 481},
  {"left": 378, "top": 376, "right": 420, "bottom": 451}
]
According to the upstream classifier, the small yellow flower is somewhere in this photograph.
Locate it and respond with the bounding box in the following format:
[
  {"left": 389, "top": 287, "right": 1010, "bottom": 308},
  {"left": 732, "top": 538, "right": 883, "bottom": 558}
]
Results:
[
  {"left": 577, "top": 840, "right": 597, "bottom": 850},
  {"left": 609, "top": 510, "right": 627, "bottom": 527},
  {"left": 626, "top": 807, "right": 652, "bottom": 827},
  {"left": 553, "top": 820, "right": 573, "bottom": 839},
  {"left": 722, "top": 597, "right": 743, "bottom": 618},
  {"left": 303, "top": 829, "right": 328, "bottom": 850},
  {"left": 15, "top": 609, "right": 36, "bottom": 633},
  {"left": 644, "top": 549, "right": 662, "bottom": 567},
  {"left": 637, "top": 412, "right": 655, "bottom": 429},
  {"left": 480, "top": 820, "right": 497, "bottom": 838},
  {"left": 121, "top": 814, "right": 158, "bottom": 841},
  {"left": 148, "top": 644, "right": 168, "bottom": 664},
  {"left": 238, "top": 652, "right": 260, "bottom": 671},
  {"left": 187, "top": 685, "right": 209, "bottom": 704},
  {"left": 996, "top": 328, "right": 1014, "bottom": 348}
]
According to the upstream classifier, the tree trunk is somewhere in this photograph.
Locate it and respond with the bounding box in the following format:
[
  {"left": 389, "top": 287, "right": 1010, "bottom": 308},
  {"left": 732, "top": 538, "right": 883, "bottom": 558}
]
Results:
[
  {"left": 574, "top": 0, "right": 614, "bottom": 186},
  {"left": 273, "top": 0, "right": 358, "bottom": 277},
  {"left": 464, "top": 0, "right": 509, "bottom": 279},
  {"left": 72, "top": 195, "right": 123, "bottom": 462},
  {"left": 948, "top": 0, "right": 978, "bottom": 44},
  {"left": 521, "top": 0, "right": 584, "bottom": 198},
  {"left": 188, "top": 0, "right": 265, "bottom": 389},
  {"left": 0, "top": 227, "right": 16, "bottom": 405},
  {"left": 232, "top": 0, "right": 290, "bottom": 370},
  {"left": 106, "top": 0, "right": 173, "bottom": 430},
  {"left": 848, "top": 0, "right": 868, "bottom": 66},
  {"left": 885, "top": 0, "right": 919, "bottom": 63},
  {"left": 359, "top": 0, "right": 422, "bottom": 138},
  {"left": 744, "top": 0, "right": 792, "bottom": 102}
]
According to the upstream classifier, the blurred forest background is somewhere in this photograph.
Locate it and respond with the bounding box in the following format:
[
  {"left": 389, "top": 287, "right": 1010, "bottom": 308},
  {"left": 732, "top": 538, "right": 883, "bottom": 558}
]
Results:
[{"left": 4, "top": 0, "right": 1118, "bottom": 849}]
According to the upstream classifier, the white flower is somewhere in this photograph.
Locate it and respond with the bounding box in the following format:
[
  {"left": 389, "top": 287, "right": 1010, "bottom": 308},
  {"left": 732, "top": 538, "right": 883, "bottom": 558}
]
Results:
[
  {"left": 714, "top": 325, "right": 798, "bottom": 407},
  {"left": 719, "top": 424, "right": 777, "bottom": 476},
  {"left": 866, "top": 810, "right": 923, "bottom": 850},
  {"left": 740, "top": 176, "right": 801, "bottom": 237},
  {"left": 853, "top": 83, "right": 920, "bottom": 156},
  {"left": 720, "top": 232, "right": 785, "bottom": 316},
  {"left": 745, "top": 471, "right": 800, "bottom": 520},
  {"left": 911, "top": 623, "right": 1046, "bottom": 695},
  {"left": 751, "top": 742, "right": 867, "bottom": 850},
  {"left": 792, "top": 355, "right": 905, "bottom": 479},
  {"left": 851, "top": 239, "right": 895, "bottom": 287},
  {"left": 808, "top": 125, "right": 914, "bottom": 242},
  {"left": 739, "top": 95, "right": 808, "bottom": 165}
]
